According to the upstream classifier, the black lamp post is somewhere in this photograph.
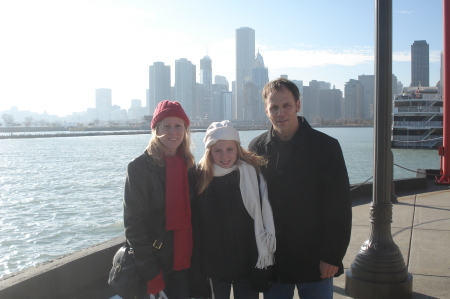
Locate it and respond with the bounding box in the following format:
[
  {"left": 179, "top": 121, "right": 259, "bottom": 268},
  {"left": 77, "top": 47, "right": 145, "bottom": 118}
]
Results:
[{"left": 345, "top": 0, "right": 413, "bottom": 297}]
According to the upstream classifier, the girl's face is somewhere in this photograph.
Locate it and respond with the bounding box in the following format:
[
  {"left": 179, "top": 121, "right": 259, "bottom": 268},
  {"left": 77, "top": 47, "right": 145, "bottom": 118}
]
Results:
[
  {"left": 156, "top": 117, "right": 185, "bottom": 156},
  {"left": 210, "top": 140, "right": 238, "bottom": 169}
]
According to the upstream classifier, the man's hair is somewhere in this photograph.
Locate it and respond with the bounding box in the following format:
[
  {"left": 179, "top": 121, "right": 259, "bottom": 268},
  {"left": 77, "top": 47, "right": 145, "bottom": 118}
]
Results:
[{"left": 262, "top": 78, "right": 300, "bottom": 105}]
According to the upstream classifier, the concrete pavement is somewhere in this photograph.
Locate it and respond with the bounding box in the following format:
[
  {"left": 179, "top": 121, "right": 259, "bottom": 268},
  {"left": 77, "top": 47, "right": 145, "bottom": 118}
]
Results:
[
  {"left": 332, "top": 187, "right": 450, "bottom": 299},
  {"left": 253, "top": 183, "right": 450, "bottom": 299}
]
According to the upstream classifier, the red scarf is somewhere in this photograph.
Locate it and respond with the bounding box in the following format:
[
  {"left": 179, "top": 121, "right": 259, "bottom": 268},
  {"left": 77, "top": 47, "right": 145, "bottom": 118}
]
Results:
[{"left": 164, "top": 150, "right": 192, "bottom": 271}]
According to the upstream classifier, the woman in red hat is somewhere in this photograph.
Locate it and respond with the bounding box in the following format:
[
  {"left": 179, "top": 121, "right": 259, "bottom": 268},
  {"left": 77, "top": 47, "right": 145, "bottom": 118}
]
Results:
[{"left": 123, "top": 100, "right": 195, "bottom": 299}]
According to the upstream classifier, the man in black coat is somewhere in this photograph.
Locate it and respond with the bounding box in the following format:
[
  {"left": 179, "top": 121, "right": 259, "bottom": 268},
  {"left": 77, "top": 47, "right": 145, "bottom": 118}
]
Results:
[{"left": 248, "top": 78, "right": 352, "bottom": 299}]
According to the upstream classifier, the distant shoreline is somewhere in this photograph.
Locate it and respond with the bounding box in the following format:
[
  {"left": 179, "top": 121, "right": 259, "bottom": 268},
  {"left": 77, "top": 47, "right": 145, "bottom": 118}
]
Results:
[{"left": 0, "top": 125, "right": 373, "bottom": 139}]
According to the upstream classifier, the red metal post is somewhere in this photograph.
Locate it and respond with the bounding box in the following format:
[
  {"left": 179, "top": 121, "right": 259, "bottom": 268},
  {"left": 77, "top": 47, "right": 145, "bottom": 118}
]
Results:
[{"left": 436, "top": 0, "right": 450, "bottom": 184}]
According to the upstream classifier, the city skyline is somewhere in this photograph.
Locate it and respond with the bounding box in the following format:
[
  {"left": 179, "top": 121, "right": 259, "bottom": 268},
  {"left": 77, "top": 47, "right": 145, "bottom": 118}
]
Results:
[{"left": 0, "top": 0, "right": 444, "bottom": 117}]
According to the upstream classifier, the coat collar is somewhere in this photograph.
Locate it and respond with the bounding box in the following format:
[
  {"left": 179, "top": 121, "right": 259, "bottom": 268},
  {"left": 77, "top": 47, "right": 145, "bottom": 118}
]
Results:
[{"left": 262, "top": 116, "right": 311, "bottom": 148}]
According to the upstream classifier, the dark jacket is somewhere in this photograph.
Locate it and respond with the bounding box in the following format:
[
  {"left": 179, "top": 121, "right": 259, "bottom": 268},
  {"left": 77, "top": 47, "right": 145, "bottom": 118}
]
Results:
[
  {"left": 190, "top": 170, "right": 272, "bottom": 297},
  {"left": 123, "top": 150, "right": 195, "bottom": 283},
  {"left": 248, "top": 117, "right": 352, "bottom": 283}
]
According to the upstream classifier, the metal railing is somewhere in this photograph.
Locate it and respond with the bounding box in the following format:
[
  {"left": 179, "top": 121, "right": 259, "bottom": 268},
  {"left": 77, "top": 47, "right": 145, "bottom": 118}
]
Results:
[
  {"left": 396, "top": 106, "right": 442, "bottom": 113},
  {"left": 392, "top": 121, "right": 443, "bottom": 128}
]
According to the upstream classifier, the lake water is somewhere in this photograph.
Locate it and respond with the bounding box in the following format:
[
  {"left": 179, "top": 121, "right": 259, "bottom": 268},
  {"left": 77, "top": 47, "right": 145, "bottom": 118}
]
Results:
[{"left": 0, "top": 127, "right": 440, "bottom": 277}]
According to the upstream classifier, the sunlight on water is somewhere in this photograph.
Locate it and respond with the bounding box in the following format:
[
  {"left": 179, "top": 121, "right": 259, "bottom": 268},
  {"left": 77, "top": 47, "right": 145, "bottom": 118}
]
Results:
[{"left": 0, "top": 128, "right": 440, "bottom": 277}]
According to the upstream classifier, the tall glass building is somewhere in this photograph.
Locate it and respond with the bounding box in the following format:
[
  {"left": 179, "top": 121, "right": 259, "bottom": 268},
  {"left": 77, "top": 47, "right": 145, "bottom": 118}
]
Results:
[
  {"left": 235, "top": 27, "right": 255, "bottom": 120},
  {"left": 411, "top": 40, "right": 429, "bottom": 87}
]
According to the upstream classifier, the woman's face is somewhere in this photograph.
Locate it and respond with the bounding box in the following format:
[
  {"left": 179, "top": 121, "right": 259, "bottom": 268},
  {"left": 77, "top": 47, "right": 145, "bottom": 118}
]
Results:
[
  {"left": 210, "top": 140, "right": 238, "bottom": 169},
  {"left": 156, "top": 117, "right": 185, "bottom": 156}
]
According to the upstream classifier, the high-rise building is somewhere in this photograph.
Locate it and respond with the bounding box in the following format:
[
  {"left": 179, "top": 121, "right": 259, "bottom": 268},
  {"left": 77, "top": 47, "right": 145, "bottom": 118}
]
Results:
[
  {"left": 411, "top": 40, "right": 429, "bottom": 87},
  {"left": 175, "top": 58, "right": 196, "bottom": 119},
  {"left": 200, "top": 56, "right": 213, "bottom": 120},
  {"left": 302, "top": 80, "right": 330, "bottom": 122},
  {"left": 235, "top": 27, "right": 255, "bottom": 120},
  {"left": 358, "top": 75, "right": 374, "bottom": 119},
  {"left": 222, "top": 92, "right": 233, "bottom": 120},
  {"left": 344, "top": 79, "right": 364, "bottom": 119},
  {"left": 292, "top": 80, "right": 304, "bottom": 116},
  {"left": 128, "top": 99, "right": 147, "bottom": 121},
  {"left": 195, "top": 83, "right": 204, "bottom": 120},
  {"left": 215, "top": 75, "right": 229, "bottom": 88},
  {"left": 146, "top": 89, "right": 150, "bottom": 112},
  {"left": 319, "top": 88, "right": 342, "bottom": 120},
  {"left": 252, "top": 52, "right": 269, "bottom": 121},
  {"left": 95, "top": 88, "right": 112, "bottom": 121},
  {"left": 211, "top": 78, "right": 230, "bottom": 121},
  {"left": 149, "top": 62, "right": 171, "bottom": 115}
]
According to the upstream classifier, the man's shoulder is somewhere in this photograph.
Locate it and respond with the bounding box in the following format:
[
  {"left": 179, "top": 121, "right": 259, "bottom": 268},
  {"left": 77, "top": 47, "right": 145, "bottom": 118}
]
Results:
[
  {"left": 248, "top": 131, "right": 269, "bottom": 151},
  {"left": 306, "top": 127, "right": 339, "bottom": 145}
]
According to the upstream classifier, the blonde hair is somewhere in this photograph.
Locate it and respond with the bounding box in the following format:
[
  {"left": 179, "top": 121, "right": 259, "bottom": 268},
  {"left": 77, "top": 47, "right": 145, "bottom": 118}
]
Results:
[
  {"left": 196, "top": 141, "right": 266, "bottom": 195},
  {"left": 146, "top": 121, "right": 195, "bottom": 169}
]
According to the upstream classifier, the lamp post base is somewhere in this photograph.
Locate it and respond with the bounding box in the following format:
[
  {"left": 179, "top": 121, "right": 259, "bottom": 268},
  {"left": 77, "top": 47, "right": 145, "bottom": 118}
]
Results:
[
  {"left": 345, "top": 270, "right": 413, "bottom": 299},
  {"left": 435, "top": 175, "right": 450, "bottom": 185}
]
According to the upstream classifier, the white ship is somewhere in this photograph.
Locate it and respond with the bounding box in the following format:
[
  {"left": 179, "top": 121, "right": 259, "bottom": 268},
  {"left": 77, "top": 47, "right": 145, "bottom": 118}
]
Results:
[{"left": 392, "top": 86, "right": 443, "bottom": 149}]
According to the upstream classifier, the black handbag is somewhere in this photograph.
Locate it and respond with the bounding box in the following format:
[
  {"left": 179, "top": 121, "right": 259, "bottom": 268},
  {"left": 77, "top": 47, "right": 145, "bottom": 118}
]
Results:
[{"left": 108, "top": 244, "right": 146, "bottom": 299}]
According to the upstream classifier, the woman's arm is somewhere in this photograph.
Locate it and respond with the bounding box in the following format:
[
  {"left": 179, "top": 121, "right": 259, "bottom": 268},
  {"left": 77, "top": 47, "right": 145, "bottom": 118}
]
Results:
[{"left": 123, "top": 158, "right": 162, "bottom": 282}]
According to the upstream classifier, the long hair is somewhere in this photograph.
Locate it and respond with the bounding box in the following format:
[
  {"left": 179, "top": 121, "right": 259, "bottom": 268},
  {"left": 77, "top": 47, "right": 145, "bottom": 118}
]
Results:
[
  {"left": 146, "top": 121, "right": 195, "bottom": 169},
  {"left": 196, "top": 141, "right": 266, "bottom": 195}
]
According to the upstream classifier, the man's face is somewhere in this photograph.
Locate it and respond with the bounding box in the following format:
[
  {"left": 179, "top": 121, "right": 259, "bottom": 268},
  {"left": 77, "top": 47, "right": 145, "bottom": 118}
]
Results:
[{"left": 265, "top": 85, "right": 300, "bottom": 140}]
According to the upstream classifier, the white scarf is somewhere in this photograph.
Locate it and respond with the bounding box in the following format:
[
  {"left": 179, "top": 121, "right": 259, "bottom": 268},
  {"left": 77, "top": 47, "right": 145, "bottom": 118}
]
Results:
[{"left": 213, "top": 162, "right": 276, "bottom": 269}]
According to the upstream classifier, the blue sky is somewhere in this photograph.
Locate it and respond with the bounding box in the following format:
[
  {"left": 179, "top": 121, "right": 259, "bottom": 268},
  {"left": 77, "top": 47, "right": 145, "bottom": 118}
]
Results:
[{"left": 0, "top": 0, "right": 444, "bottom": 117}]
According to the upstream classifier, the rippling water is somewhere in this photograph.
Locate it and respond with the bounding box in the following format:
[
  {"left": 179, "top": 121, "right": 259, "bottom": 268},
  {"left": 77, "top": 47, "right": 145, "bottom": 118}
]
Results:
[{"left": 0, "top": 128, "right": 440, "bottom": 277}]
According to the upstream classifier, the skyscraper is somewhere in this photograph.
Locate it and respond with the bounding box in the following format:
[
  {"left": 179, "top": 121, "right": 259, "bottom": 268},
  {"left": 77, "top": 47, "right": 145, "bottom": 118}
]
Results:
[
  {"left": 411, "top": 40, "right": 429, "bottom": 87},
  {"left": 149, "top": 62, "right": 171, "bottom": 115},
  {"left": 215, "top": 75, "right": 229, "bottom": 88},
  {"left": 358, "top": 74, "right": 374, "bottom": 119},
  {"left": 200, "top": 55, "right": 212, "bottom": 120},
  {"left": 252, "top": 51, "right": 269, "bottom": 120},
  {"left": 344, "top": 79, "right": 364, "bottom": 119},
  {"left": 95, "top": 88, "right": 112, "bottom": 121},
  {"left": 319, "top": 88, "right": 342, "bottom": 120},
  {"left": 175, "top": 58, "right": 196, "bottom": 119},
  {"left": 235, "top": 27, "right": 255, "bottom": 120},
  {"left": 302, "top": 80, "right": 330, "bottom": 122},
  {"left": 292, "top": 80, "right": 304, "bottom": 116}
]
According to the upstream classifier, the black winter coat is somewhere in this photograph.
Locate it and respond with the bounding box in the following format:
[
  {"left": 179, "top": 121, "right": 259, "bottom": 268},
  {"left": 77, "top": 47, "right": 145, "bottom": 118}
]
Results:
[
  {"left": 248, "top": 117, "right": 352, "bottom": 284},
  {"left": 123, "top": 151, "right": 195, "bottom": 283},
  {"left": 190, "top": 170, "right": 272, "bottom": 297}
]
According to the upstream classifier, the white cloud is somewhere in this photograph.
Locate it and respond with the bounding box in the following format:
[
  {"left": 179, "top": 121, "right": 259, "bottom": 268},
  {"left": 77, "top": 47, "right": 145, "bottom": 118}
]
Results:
[
  {"left": 430, "top": 50, "right": 442, "bottom": 62},
  {"left": 261, "top": 48, "right": 374, "bottom": 69},
  {"left": 393, "top": 51, "right": 410, "bottom": 62}
]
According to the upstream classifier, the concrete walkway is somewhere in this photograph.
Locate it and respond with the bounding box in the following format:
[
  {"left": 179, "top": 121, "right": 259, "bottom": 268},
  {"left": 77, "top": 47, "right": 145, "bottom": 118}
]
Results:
[
  {"left": 253, "top": 185, "right": 450, "bottom": 299},
  {"left": 332, "top": 187, "right": 450, "bottom": 299}
]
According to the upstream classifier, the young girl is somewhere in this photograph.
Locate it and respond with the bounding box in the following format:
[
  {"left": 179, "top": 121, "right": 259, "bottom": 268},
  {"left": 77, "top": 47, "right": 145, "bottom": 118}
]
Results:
[
  {"left": 190, "top": 120, "right": 276, "bottom": 299},
  {"left": 123, "top": 100, "right": 195, "bottom": 299}
]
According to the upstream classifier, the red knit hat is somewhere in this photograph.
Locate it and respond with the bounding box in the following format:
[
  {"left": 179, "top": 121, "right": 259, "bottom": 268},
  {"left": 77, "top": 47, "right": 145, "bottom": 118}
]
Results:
[{"left": 151, "top": 101, "right": 190, "bottom": 129}]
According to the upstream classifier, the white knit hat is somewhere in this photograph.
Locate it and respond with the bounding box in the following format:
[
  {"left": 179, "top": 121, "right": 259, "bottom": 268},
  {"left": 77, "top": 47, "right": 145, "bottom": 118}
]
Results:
[{"left": 203, "top": 120, "right": 240, "bottom": 149}]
